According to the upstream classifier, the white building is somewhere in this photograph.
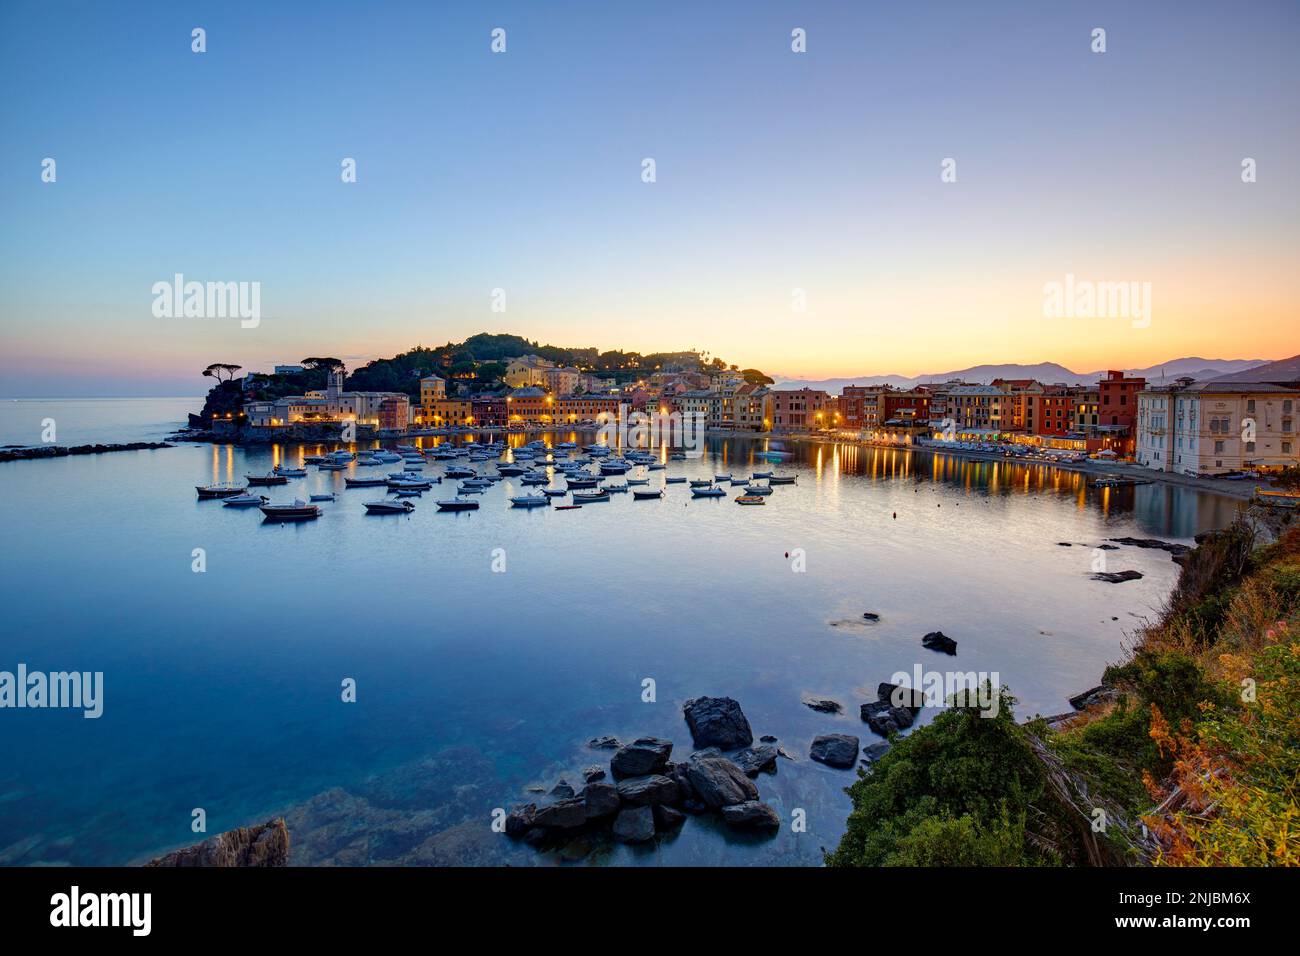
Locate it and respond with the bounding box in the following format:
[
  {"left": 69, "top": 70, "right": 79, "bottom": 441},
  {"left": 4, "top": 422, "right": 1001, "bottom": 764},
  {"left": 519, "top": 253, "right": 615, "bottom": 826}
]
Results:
[
  {"left": 245, "top": 369, "right": 408, "bottom": 429},
  {"left": 1136, "top": 381, "right": 1298, "bottom": 475}
]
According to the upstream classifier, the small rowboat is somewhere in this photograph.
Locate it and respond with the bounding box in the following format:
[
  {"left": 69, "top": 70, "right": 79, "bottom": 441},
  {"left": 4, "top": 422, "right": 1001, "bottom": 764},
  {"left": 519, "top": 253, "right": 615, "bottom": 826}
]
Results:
[
  {"left": 344, "top": 476, "right": 388, "bottom": 488},
  {"left": 260, "top": 501, "right": 321, "bottom": 521},
  {"left": 555, "top": 504, "right": 583, "bottom": 510},
  {"left": 632, "top": 489, "right": 663, "bottom": 500},
  {"left": 714, "top": 473, "right": 732, "bottom": 481},
  {"left": 665, "top": 476, "right": 686, "bottom": 484},
  {"left": 735, "top": 495, "right": 766, "bottom": 505},
  {"left": 541, "top": 488, "right": 567, "bottom": 497},
  {"left": 196, "top": 484, "right": 246, "bottom": 499},
  {"left": 604, "top": 482, "right": 629, "bottom": 493},
  {"left": 572, "top": 490, "right": 610, "bottom": 502},
  {"left": 273, "top": 466, "right": 307, "bottom": 478},
  {"left": 689, "top": 479, "right": 713, "bottom": 488},
  {"left": 309, "top": 493, "right": 336, "bottom": 502},
  {"left": 691, "top": 486, "right": 726, "bottom": 498},
  {"left": 751, "top": 471, "right": 773, "bottom": 479},
  {"left": 567, "top": 477, "right": 601, "bottom": 489},
  {"left": 743, "top": 485, "right": 773, "bottom": 496},
  {"left": 436, "top": 498, "right": 480, "bottom": 512},
  {"left": 364, "top": 500, "right": 415, "bottom": 514},
  {"left": 246, "top": 473, "right": 289, "bottom": 487},
  {"left": 767, "top": 475, "right": 797, "bottom": 485}
]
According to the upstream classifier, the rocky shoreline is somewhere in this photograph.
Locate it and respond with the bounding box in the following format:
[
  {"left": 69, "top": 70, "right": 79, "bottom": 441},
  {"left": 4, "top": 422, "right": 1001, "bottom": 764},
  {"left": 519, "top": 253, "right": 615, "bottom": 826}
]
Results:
[{"left": 0, "top": 441, "right": 172, "bottom": 462}]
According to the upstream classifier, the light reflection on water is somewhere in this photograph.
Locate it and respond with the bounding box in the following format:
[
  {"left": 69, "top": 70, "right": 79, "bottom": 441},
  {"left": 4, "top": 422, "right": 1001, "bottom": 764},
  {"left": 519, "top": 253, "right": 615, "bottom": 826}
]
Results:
[{"left": 0, "top": 421, "right": 1243, "bottom": 866}]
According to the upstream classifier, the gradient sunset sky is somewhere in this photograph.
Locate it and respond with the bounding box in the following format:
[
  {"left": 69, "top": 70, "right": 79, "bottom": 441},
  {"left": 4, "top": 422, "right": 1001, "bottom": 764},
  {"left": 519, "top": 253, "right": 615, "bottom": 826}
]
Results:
[{"left": 1, "top": 0, "right": 1296, "bottom": 396}]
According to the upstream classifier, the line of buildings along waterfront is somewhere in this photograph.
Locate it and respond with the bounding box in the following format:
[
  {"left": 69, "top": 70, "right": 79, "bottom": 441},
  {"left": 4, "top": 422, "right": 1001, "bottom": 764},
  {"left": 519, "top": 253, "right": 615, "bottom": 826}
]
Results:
[{"left": 226, "top": 352, "right": 1300, "bottom": 478}]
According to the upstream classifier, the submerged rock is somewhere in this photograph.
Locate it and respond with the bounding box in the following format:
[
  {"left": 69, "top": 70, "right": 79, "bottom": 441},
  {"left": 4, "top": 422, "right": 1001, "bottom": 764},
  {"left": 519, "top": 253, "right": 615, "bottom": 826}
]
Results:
[
  {"left": 612, "top": 805, "right": 655, "bottom": 844},
  {"left": 862, "top": 612, "right": 881, "bottom": 622},
  {"left": 732, "top": 745, "right": 779, "bottom": 777},
  {"left": 146, "top": 818, "right": 289, "bottom": 867},
  {"left": 802, "top": 697, "right": 843, "bottom": 714},
  {"left": 610, "top": 737, "right": 673, "bottom": 778},
  {"left": 549, "top": 779, "right": 575, "bottom": 799},
  {"left": 759, "top": 734, "right": 778, "bottom": 743},
  {"left": 588, "top": 735, "right": 622, "bottom": 750},
  {"left": 1108, "top": 537, "right": 1192, "bottom": 557},
  {"left": 582, "top": 766, "right": 606, "bottom": 783},
  {"left": 1092, "top": 570, "right": 1143, "bottom": 583},
  {"left": 720, "top": 801, "right": 780, "bottom": 831},
  {"left": 921, "top": 631, "right": 958, "bottom": 655},
  {"left": 505, "top": 804, "right": 537, "bottom": 838},
  {"left": 683, "top": 696, "right": 754, "bottom": 750},
  {"left": 654, "top": 804, "right": 686, "bottom": 829},
  {"left": 685, "top": 756, "right": 759, "bottom": 808},
  {"left": 809, "top": 734, "right": 860, "bottom": 768},
  {"left": 861, "top": 741, "right": 891, "bottom": 763}
]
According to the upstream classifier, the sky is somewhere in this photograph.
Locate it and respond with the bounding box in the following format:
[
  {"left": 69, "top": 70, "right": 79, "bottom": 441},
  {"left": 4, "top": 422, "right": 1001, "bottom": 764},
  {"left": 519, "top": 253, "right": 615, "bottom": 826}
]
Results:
[{"left": 1, "top": 0, "right": 1297, "bottom": 397}]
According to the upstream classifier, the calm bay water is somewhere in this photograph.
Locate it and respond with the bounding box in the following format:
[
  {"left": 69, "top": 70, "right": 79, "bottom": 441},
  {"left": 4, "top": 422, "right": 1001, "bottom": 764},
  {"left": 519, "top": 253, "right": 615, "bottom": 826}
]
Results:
[{"left": 0, "top": 400, "right": 1243, "bottom": 866}]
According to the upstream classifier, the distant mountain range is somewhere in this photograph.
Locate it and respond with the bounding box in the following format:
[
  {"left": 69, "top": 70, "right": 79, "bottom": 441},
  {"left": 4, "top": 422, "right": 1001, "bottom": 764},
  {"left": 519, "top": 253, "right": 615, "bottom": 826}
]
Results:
[{"left": 773, "top": 358, "right": 1270, "bottom": 395}]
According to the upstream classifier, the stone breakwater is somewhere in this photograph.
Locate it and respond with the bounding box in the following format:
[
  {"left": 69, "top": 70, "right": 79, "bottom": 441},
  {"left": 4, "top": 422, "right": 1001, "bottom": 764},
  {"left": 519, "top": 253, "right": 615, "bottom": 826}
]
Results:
[{"left": 0, "top": 442, "right": 172, "bottom": 462}]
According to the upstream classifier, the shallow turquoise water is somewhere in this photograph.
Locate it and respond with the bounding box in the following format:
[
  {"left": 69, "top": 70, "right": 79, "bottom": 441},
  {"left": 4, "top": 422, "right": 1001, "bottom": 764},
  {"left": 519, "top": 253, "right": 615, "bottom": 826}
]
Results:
[{"left": 0, "top": 403, "right": 1241, "bottom": 865}]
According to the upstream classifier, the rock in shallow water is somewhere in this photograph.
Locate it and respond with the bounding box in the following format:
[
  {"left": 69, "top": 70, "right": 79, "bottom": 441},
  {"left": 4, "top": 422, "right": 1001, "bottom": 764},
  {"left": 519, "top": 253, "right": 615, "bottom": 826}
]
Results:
[
  {"left": 860, "top": 700, "right": 915, "bottom": 737},
  {"left": 685, "top": 756, "right": 759, "bottom": 807},
  {"left": 809, "top": 734, "right": 860, "bottom": 768},
  {"left": 588, "top": 735, "right": 622, "bottom": 750},
  {"left": 532, "top": 798, "right": 588, "bottom": 830},
  {"left": 921, "top": 631, "right": 958, "bottom": 655},
  {"left": 720, "top": 800, "right": 780, "bottom": 831},
  {"left": 616, "top": 774, "right": 680, "bottom": 806},
  {"left": 731, "top": 745, "right": 779, "bottom": 777},
  {"left": 583, "top": 782, "right": 620, "bottom": 819},
  {"left": 610, "top": 737, "right": 673, "bottom": 778},
  {"left": 683, "top": 696, "right": 754, "bottom": 750},
  {"left": 612, "top": 805, "right": 655, "bottom": 844},
  {"left": 1091, "top": 570, "right": 1143, "bottom": 583},
  {"left": 802, "top": 697, "right": 842, "bottom": 714},
  {"left": 146, "top": 818, "right": 290, "bottom": 867}
]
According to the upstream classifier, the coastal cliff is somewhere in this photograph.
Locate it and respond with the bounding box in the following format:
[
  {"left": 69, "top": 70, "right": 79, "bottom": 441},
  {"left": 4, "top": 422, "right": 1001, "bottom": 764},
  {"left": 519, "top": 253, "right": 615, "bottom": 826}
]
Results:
[
  {"left": 829, "top": 505, "right": 1300, "bottom": 867},
  {"left": 145, "top": 818, "right": 290, "bottom": 867}
]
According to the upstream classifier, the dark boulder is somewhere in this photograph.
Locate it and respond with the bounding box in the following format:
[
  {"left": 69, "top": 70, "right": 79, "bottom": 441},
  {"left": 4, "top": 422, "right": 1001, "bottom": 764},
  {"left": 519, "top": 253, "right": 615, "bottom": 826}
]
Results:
[
  {"left": 610, "top": 737, "right": 673, "bottom": 778},
  {"left": 759, "top": 734, "right": 778, "bottom": 743},
  {"left": 615, "top": 774, "right": 680, "bottom": 806},
  {"left": 809, "top": 734, "right": 860, "bottom": 768},
  {"left": 877, "top": 682, "right": 926, "bottom": 711},
  {"left": 922, "top": 631, "right": 958, "bottom": 655},
  {"left": 582, "top": 782, "right": 620, "bottom": 819},
  {"left": 860, "top": 700, "right": 915, "bottom": 737},
  {"left": 582, "top": 766, "right": 606, "bottom": 783},
  {"left": 862, "top": 612, "right": 881, "bottom": 622},
  {"left": 588, "top": 735, "right": 621, "bottom": 750},
  {"left": 612, "top": 805, "right": 655, "bottom": 844},
  {"left": 683, "top": 696, "right": 753, "bottom": 750},
  {"left": 654, "top": 804, "right": 686, "bottom": 829},
  {"left": 802, "top": 697, "right": 842, "bottom": 714},
  {"left": 532, "top": 798, "right": 588, "bottom": 830},
  {"left": 1091, "top": 570, "right": 1143, "bottom": 583},
  {"left": 549, "top": 779, "right": 575, "bottom": 799},
  {"left": 505, "top": 804, "right": 536, "bottom": 838},
  {"left": 720, "top": 801, "right": 780, "bottom": 832},
  {"left": 685, "top": 756, "right": 759, "bottom": 808},
  {"left": 731, "top": 745, "right": 779, "bottom": 777},
  {"left": 861, "top": 741, "right": 891, "bottom": 763}
]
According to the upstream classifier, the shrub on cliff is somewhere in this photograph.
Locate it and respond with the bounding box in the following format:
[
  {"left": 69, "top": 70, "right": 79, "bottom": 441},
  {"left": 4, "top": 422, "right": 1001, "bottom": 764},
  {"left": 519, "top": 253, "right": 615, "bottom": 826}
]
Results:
[{"left": 826, "top": 690, "right": 1062, "bottom": 867}]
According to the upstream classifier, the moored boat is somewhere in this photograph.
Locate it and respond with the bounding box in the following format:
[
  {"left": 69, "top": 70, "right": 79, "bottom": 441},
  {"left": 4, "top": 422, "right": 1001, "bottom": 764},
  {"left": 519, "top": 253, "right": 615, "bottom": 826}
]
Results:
[
  {"left": 735, "top": 495, "right": 766, "bottom": 505},
  {"left": 768, "top": 474, "right": 797, "bottom": 485},
  {"left": 436, "top": 498, "right": 480, "bottom": 512},
  {"left": 510, "top": 494, "right": 551, "bottom": 508},
  {"left": 632, "top": 489, "right": 664, "bottom": 500},
  {"left": 665, "top": 476, "right": 686, "bottom": 484},
  {"left": 246, "top": 473, "right": 289, "bottom": 487},
  {"left": 196, "top": 483, "right": 246, "bottom": 499},
  {"left": 222, "top": 493, "right": 268, "bottom": 507},
  {"left": 691, "top": 486, "right": 726, "bottom": 498},
  {"left": 364, "top": 500, "right": 415, "bottom": 514},
  {"left": 344, "top": 476, "right": 388, "bottom": 487},
  {"left": 566, "top": 477, "right": 600, "bottom": 489},
  {"left": 743, "top": 484, "right": 773, "bottom": 495},
  {"left": 259, "top": 500, "right": 321, "bottom": 521},
  {"left": 273, "top": 466, "right": 307, "bottom": 478},
  {"left": 571, "top": 489, "right": 610, "bottom": 502},
  {"left": 689, "top": 479, "right": 713, "bottom": 488},
  {"left": 309, "top": 492, "right": 337, "bottom": 502}
]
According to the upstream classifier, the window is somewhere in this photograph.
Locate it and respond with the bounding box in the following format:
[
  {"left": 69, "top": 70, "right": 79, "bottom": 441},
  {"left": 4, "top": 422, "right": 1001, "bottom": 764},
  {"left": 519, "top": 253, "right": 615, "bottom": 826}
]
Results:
[
  {"left": 1284, "top": 442, "right": 1293, "bottom": 455},
  {"left": 1247, "top": 399, "right": 1256, "bottom": 413},
  {"left": 1214, "top": 441, "right": 1225, "bottom": 454}
]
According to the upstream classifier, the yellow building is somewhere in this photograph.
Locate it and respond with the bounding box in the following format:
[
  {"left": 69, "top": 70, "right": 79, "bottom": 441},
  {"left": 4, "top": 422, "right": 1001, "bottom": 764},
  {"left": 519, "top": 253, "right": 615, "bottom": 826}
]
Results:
[{"left": 422, "top": 398, "right": 473, "bottom": 427}]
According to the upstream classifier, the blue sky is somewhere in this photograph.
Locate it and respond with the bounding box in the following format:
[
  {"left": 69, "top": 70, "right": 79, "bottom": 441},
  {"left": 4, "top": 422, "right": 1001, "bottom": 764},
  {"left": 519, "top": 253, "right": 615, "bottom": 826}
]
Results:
[{"left": 1, "top": 0, "right": 1297, "bottom": 396}]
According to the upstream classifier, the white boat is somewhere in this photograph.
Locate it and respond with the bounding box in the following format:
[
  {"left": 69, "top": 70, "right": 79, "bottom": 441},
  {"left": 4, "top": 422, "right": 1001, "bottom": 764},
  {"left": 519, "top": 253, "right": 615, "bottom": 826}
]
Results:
[
  {"left": 541, "top": 488, "right": 567, "bottom": 497},
  {"left": 364, "top": 500, "right": 415, "bottom": 514},
  {"left": 222, "top": 493, "right": 268, "bottom": 507},
  {"left": 604, "top": 482, "right": 629, "bottom": 493},
  {"left": 273, "top": 466, "right": 307, "bottom": 478},
  {"left": 510, "top": 494, "right": 550, "bottom": 508},
  {"left": 571, "top": 489, "right": 610, "bottom": 502},
  {"left": 309, "top": 493, "right": 336, "bottom": 502}
]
